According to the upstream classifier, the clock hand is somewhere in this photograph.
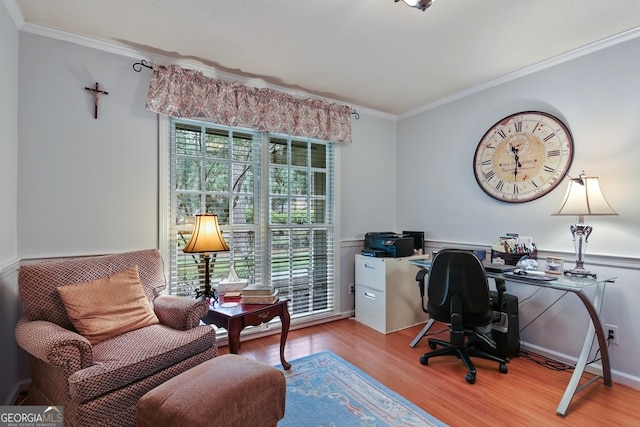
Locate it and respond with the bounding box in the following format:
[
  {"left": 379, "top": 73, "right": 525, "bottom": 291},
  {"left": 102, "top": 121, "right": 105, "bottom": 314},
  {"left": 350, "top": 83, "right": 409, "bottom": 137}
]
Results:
[{"left": 511, "top": 146, "right": 522, "bottom": 179}]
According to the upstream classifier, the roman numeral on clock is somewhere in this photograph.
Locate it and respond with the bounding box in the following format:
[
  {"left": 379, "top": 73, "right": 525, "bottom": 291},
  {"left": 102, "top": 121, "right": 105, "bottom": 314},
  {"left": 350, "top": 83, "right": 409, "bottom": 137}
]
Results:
[{"left": 514, "top": 119, "right": 522, "bottom": 133}]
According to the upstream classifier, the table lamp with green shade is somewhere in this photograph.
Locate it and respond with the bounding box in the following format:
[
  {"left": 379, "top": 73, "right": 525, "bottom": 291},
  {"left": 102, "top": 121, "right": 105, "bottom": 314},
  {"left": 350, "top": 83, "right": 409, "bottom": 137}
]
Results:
[
  {"left": 183, "top": 213, "right": 230, "bottom": 300},
  {"left": 552, "top": 172, "right": 617, "bottom": 277}
]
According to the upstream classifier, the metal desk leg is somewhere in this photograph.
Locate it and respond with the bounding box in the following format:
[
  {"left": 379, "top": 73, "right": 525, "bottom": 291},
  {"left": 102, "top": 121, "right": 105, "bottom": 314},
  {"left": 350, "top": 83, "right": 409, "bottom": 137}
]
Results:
[
  {"left": 410, "top": 318, "right": 435, "bottom": 347},
  {"left": 556, "top": 281, "right": 611, "bottom": 416}
]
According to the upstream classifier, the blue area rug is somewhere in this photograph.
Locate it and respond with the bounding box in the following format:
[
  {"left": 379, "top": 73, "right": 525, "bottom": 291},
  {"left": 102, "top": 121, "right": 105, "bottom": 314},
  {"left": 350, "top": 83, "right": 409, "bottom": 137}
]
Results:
[{"left": 276, "top": 351, "right": 447, "bottom": 427}]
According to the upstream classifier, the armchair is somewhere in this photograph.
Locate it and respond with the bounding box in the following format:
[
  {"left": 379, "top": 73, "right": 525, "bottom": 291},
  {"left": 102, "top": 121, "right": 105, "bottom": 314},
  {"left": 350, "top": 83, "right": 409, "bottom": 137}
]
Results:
[
  {"left": 417, "top": 248, "right": 509, "bottom": 384},
  {"left": 15, "top": 249, "right": 217, "bottom": 427}
]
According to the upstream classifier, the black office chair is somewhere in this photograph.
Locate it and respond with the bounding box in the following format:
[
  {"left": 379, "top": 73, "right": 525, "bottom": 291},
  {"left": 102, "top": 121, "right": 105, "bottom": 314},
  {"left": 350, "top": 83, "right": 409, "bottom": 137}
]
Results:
[{"left": 416, "top": 248, "right": 509, "bottom": 384}]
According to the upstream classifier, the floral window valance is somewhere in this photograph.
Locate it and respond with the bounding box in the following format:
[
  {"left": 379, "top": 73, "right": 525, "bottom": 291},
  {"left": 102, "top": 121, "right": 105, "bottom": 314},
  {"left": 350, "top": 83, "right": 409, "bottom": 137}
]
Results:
[{"left": 146, "top": 65, "right": 352, "bottom": 143}]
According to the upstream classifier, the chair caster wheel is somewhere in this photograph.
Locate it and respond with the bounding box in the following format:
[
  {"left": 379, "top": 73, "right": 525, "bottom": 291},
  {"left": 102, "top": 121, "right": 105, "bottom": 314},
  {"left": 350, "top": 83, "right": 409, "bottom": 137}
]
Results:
[
  {"left": 429, "top": 342, "right": 437, "bottom": 350},
  {"left": 465, "top": 372, "right": 476, "bottom": 384},
  {"left": 499, "top": 363, "right": 508, "bottom": 374},
  {"left": 419, "top": 356, "right": 429, "bottom": 365}
]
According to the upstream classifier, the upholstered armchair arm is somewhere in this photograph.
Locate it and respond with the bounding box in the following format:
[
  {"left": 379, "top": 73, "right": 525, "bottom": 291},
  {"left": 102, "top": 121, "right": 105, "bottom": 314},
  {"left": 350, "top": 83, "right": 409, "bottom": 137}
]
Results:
[
  {"left": 15, "top": 317, "right": 93, "bottom": 375},
  {"left": 153, "top": 295, "right": 209, "bottom": 330}
]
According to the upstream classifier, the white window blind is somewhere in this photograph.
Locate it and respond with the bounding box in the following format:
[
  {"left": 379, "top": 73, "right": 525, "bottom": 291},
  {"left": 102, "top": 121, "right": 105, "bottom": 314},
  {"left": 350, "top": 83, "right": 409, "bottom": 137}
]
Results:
[
  {"left": 168, "top": 118, "right": 335, "bottom": 320},
  {"left": 268, "top": 135, "right": 335, "bottom": 315}
]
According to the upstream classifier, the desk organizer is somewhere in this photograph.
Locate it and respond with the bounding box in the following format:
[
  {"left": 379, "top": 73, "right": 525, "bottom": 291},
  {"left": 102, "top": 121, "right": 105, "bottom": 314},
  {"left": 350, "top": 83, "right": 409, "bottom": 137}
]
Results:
[{"left": 491, "top": 249, "right": 537, "bottom": 265}]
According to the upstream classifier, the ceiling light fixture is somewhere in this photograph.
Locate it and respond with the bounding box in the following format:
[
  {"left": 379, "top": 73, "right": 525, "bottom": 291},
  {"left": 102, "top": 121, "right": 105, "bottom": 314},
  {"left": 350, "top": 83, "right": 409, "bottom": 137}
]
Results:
[{"left": 395, "top": 0, "right": 434, "bottom": 11}]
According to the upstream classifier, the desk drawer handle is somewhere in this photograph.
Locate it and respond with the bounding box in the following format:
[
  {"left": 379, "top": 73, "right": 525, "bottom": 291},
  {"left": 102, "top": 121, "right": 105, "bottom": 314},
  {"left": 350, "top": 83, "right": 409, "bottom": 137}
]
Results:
[
  {"left": 364, "top": 264, "right": 376, "bottom": 269},
  {"left": 364, "top": 292, "right": 376, "bottom": 300},
  {"left": 258, "top": 311, "right": 271, "bottom": 319}
]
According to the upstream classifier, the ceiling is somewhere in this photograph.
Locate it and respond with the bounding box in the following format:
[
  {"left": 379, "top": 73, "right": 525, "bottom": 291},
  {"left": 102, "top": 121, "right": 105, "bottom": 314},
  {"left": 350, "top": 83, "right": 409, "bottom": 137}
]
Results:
[{"left": 12, "top": 0, "right": 640, "bottom": 116}]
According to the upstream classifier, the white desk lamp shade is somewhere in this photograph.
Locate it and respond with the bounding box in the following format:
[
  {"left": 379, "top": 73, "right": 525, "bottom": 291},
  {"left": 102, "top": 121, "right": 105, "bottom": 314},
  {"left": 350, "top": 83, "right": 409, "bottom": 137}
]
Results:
[
  {"left": 553, "top": 175, "right": 617, "bottom": 219},
  {"left": 552, "top": 173, "right": 617, "bottom": 276}
]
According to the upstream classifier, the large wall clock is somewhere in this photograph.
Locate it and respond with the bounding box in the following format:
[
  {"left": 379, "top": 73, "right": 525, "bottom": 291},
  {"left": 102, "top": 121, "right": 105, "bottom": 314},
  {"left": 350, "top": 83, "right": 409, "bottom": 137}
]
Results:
[{"left": 473, "top": 111, "right": 574, "bottom": 203}]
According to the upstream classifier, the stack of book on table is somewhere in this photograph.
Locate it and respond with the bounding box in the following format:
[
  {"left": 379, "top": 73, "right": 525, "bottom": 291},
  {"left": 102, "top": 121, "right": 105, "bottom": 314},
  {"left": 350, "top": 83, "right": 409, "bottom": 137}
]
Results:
[
  {"left": 221, "top": 291, "right": 242, "bottom": 303},
  {"left": 240, "top": 286, "right": 279, "bottom": 304}
]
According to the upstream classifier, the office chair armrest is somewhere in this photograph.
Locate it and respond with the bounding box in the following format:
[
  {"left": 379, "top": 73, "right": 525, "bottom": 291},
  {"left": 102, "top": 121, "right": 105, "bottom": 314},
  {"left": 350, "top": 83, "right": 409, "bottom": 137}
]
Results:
[
  {"left": 415, "top": 269, "right": 429, "bottom": 313},
  {"left": 495, "top": 278, "right": 507, "bottom": 313}
]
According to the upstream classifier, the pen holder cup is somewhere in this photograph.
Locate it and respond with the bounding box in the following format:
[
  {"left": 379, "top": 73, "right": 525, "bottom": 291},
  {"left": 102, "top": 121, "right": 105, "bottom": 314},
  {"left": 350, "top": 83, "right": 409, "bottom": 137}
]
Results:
[{"left": 491, "top": 249, "right": 537, "bottom": 266}]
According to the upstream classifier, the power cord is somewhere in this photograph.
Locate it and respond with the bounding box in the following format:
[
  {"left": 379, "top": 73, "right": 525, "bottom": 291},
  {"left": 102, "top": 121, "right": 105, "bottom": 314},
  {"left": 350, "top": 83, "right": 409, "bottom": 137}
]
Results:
[
  {"left": 424, "top": 327, "right": 449, "bottom": 337},
  {"left": 518, "top": 346, "right": 573, "bottom": 371}
]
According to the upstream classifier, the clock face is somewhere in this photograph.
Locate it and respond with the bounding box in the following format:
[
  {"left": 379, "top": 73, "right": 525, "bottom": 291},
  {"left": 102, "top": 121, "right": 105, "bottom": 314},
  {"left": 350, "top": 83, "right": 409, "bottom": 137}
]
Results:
[{"left": 473, "top": 111, "right": 574, "bottom": 203}]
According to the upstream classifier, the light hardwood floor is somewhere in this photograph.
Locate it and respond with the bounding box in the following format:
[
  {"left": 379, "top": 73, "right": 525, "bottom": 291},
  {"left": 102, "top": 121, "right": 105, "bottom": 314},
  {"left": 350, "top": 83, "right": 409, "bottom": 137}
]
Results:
[{"left": 218, "top": 318, "right": 639, "bottom": 426}]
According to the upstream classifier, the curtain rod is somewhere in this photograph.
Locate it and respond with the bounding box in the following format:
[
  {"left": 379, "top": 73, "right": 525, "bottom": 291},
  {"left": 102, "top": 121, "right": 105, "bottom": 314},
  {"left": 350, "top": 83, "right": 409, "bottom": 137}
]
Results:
[
  {"left": 131, "top": 59, "right": 359, "bottom": 119},
  {"left": 132, "top": 59, "right": 153, "bottom": 72}
]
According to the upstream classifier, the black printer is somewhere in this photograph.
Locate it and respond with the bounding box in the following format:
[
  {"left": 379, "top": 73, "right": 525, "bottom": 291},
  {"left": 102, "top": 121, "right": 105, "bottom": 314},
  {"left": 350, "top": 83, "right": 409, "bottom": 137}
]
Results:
[{"left": 362, "top": 232, "right": 415, "bottom": 258}]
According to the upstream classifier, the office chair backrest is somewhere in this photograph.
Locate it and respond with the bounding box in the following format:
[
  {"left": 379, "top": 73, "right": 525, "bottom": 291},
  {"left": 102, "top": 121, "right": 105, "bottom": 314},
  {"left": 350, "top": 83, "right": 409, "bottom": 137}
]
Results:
[{"left": 426, "top": 249, "right": 493, "bottom": 327}]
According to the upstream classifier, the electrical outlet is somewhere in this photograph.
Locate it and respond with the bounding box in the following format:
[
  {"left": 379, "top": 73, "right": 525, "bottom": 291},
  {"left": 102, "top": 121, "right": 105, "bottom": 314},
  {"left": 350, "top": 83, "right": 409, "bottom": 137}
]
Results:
[
  {"left": 349, "top": 283, "right": 355, "bottom": 295},
  {"left": 606, "top": 324, "right": 619, "bottom": 345}
]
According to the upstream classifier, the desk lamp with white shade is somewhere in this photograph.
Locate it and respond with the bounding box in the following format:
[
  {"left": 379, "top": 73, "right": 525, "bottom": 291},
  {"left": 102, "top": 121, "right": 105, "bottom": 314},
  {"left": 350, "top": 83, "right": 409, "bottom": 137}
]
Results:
[{"left": 552, "top": 172, "right": 617, "bottom": 277}]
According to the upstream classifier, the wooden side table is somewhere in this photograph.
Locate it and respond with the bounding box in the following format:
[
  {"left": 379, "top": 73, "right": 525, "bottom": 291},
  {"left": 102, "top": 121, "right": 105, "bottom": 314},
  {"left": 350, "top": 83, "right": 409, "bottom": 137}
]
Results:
[{"left": 203, "top": 299, "right": 291, "bottom": 370}]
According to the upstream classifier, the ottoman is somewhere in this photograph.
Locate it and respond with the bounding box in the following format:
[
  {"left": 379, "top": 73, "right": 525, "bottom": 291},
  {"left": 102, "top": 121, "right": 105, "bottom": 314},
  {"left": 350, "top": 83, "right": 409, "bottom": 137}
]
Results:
[{"left": 136, "top": 354, "right": 286, "bottom": 427}]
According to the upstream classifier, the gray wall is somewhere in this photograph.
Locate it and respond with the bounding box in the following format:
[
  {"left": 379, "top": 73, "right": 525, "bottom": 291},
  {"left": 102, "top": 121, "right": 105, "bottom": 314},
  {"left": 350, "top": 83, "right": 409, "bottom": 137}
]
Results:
[
  {"left": 0, "top": 0, "right": 22, "bottom": 405},
  {"left": 17, "top": 35, "right": 159, "bottom": 258},
  {"left": 396, "top": 35, "right": 640, "bottom": 386},
  {"left": 0, "top": 0, "right": 18, "bottom": 263},
  {"left": 397, "top": 38, "right": 640, "bottom": 255}
]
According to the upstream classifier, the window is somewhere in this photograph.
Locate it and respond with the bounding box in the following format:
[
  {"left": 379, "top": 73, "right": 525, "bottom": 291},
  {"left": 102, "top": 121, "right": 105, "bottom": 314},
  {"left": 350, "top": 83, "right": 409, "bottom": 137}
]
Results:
[{"left": 166, "top": 118, "right": 335, "bottom": 321}]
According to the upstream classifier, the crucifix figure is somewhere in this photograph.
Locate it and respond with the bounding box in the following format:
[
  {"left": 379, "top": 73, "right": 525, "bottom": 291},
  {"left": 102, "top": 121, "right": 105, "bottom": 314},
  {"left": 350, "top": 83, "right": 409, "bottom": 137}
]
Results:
[{"left": 84, "top": 82, "right": 109, "bottom": 119}]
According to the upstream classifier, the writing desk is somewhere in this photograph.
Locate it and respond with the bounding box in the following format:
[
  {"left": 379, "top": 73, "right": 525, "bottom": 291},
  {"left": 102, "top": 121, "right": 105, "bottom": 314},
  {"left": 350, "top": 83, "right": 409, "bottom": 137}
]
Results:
[{"left": 409, "top": 259, "right": 615, "bottom": 416}]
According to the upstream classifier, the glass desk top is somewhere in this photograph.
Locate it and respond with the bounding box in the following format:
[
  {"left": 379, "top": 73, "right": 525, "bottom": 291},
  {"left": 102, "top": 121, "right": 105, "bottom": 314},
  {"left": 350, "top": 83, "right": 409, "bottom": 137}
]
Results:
[{"left": 408, "top": 258, "right": 616, "bottom": 290}]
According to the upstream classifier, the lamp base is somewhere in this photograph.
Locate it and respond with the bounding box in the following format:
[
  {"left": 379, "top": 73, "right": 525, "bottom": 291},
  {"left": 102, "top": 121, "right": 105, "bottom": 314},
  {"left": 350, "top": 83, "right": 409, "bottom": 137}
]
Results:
[
  {"left": 564, "top": 268, "right": 597, "bottom": 278},
  {"left": 195, "top": 285, "right": 217, "bottom": 303}
]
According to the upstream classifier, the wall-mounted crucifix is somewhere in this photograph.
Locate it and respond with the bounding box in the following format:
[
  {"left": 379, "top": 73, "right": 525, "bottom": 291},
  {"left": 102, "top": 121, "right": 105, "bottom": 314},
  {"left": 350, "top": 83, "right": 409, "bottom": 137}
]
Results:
[{"left": 84, "top": 82, "right": 109, "bottom": 119}]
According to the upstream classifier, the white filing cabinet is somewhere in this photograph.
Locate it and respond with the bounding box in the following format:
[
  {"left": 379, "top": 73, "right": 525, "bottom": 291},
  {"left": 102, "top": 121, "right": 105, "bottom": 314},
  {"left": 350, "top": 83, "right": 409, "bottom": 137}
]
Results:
[{"left": 355, "top": 254, "right": 429, "bottom": 334}]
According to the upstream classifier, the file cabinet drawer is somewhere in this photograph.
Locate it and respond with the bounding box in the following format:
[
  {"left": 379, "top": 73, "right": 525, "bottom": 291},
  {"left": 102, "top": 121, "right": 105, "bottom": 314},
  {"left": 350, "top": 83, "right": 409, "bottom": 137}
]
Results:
[
  {"left": 355, "top": 257, "right": 385, "bottom": 291},
  {"left": 355, "top": 285, "right": 385, "bottom": 334}
]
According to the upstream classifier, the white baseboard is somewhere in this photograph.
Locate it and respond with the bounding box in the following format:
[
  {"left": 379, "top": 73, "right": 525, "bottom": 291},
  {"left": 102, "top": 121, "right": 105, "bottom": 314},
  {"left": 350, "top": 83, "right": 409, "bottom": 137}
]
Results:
[
  {"left": 3, "top": 379, "right": 30, "bottom": 406},
  {"left": 522, "top": 341, "right": 640, "bottom": 391}
]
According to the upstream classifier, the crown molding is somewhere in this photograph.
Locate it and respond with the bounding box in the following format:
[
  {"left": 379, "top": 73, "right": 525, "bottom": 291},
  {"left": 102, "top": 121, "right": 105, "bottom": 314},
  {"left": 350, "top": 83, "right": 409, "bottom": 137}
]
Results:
[
  {"left": 399, "top": 26, "right": 640, "bottom": 120},
  {"left": 10, "top": 2, "right": 640, "bottom": 122},
  {"left": 18, "top": 21, "right": 392, "bottom": 121},
  {"left": 20, "top": 22, "right": 150, "bottom": 61}
]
